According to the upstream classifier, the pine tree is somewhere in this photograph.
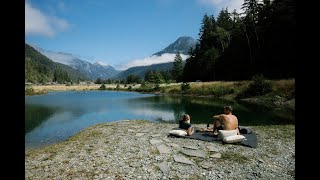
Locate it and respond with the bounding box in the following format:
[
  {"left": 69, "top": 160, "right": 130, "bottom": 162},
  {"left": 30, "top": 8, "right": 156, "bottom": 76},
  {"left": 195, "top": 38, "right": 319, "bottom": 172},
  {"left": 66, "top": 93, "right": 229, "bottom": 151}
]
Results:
[{"left": 171, "top": 52, "right": 183, "bottom": 82}]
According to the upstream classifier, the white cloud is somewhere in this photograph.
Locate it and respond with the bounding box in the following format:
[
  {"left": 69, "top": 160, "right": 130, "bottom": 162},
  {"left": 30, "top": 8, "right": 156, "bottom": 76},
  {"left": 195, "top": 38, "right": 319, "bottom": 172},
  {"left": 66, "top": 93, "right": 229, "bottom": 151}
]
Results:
[
  {"left": 198, "top": 0, "right": 243, "bottom": 12},
  {"left": 117, "top": 53, "right": 189, "bottom": 71},
  {"left": 25, "top": 1, "right": 69, "bottom": 37}
]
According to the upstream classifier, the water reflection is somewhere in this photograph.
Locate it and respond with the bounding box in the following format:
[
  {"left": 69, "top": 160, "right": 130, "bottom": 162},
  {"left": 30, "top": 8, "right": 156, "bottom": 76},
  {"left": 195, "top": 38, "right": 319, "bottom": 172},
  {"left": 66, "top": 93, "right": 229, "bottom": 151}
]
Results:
[{"left": 25, "top": 91, "right": 294, "bottom": 149}]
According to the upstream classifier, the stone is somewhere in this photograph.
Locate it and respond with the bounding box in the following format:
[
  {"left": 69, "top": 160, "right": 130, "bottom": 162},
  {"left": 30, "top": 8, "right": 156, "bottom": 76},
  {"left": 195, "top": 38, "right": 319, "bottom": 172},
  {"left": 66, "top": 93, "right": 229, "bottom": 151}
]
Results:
[
  {"left": 167, "top": 143, "right": 179, "bottom": 148},
  {"left": 181, "top": 149, "right": 206, "bottom": 158},
  {"left": 135, "top": 133, "right": 145, "bottom": 137},
  {"left": 200, "top": 162, "right": 214, "bottom": 169},
  {"left": 173, "top": 155, "right": 194, "bottom": 165},
  {"left": 210, "top": 153, "right": 222, "bottom": 159},
  {"left": 206, "top": 145, "right": 219, "bottom": 152},
  {"left": 150, "top": 139, "right": 163, "bottom": 145},
  {"left": 183, "top": 145, "right": 198, "bottom": 150},
  {"left": 128, "top": 129, "right": 136, "bottom": 132},
  {"left": 158, "top": 161, "right": 170, "bottom": 173},
  {"left": 157, "top": 144, "right": 170, "bottom": 154},
  {"left": 151, "top": 134, "right": 162, "bottom": 137},
  {"left": 162, "top": 138, "right": 172, "bottom": 143}
]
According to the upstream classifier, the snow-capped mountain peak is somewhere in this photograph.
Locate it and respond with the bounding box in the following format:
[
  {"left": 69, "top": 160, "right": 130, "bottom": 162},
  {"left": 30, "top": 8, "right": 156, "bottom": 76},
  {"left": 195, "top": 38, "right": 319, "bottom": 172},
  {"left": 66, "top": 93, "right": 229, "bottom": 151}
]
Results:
[
  {"left": 29, "top": 45, "right": 119, "bottom": 79},
  {"left": 94, "top": 61, "right": 109, "bottom": 67}
]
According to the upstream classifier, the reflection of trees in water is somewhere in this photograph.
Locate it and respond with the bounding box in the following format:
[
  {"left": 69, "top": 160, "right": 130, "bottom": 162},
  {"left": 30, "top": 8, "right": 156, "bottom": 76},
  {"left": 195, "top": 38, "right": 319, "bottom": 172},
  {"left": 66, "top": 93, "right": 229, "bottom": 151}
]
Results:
[
  {"left": 130, "top": 95, "right": 295, "bottom": 125},
  {"left": 25, "top": 105, "right": 58, "bottom": 134}
]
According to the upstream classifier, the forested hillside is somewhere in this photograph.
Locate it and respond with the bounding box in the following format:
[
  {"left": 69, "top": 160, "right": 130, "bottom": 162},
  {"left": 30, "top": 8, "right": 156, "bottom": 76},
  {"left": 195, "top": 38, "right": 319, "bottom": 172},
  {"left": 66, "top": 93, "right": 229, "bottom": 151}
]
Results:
[
  {"left": 25, "top": 43, "right": 87, "bottom": 83},
  {"left": 183, "top": 0, "right": 295, "bottom": 81}
]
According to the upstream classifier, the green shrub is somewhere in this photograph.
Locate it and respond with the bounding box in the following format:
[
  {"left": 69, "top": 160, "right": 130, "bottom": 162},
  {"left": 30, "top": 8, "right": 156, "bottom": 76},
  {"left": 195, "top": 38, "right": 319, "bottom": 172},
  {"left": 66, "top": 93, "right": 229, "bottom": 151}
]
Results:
[
  {"left": 236, "top": 74, "right": 272, "bottom": 98},
  {"left": 128, "top": 86, "right": 132, "bottom": 91},
  {"left": 114, "top": 84, "right": 120, "bottom": 90},
  {"left": 153, "top": 84, "right": 161, "bottom": 91},
  {"left": 99, "top": 84, "right": 107, "bottom": 90},
  {"left": 181, "top": 83, "right": 191, "bottom": 92},
  {"left": 25, "top": 87, "right": 35, "bottom": 95}
]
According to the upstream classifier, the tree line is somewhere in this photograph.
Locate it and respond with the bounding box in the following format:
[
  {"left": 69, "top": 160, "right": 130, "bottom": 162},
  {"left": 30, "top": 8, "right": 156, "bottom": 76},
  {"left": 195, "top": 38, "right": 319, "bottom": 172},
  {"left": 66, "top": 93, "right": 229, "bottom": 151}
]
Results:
[{"left": 183, "top": 0, "right": 295, "bottom": 81}]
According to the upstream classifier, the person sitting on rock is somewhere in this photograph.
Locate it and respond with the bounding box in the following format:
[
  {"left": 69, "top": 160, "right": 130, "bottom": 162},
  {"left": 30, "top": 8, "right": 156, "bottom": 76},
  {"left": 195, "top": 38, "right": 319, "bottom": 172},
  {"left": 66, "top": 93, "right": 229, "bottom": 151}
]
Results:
[
  {"left": 211, "top": 106, "right": 240, "bottom": 135},
  {"left": 179, "top": 114, "right": 194, "bottom": 135}
]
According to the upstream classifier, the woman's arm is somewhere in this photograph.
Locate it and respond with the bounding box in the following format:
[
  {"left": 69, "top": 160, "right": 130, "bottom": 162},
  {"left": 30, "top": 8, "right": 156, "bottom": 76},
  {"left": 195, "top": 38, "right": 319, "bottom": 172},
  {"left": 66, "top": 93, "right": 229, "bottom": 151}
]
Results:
[{"left": 186, "top": 127, "right": 194, "bottom": 135}]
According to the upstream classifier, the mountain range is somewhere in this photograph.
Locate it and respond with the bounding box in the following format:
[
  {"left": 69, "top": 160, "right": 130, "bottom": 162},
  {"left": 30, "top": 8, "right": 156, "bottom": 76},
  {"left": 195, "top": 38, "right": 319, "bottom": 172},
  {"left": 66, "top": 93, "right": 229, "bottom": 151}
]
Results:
[
  {"left": 27, "top": 36, "right": 197, "bottom": 81},
  {"left": 32, "top": 46, "right": 119, "bottom": 80},
  {"left": 25, "top": 44, "right": 87, "bottom": 83}
]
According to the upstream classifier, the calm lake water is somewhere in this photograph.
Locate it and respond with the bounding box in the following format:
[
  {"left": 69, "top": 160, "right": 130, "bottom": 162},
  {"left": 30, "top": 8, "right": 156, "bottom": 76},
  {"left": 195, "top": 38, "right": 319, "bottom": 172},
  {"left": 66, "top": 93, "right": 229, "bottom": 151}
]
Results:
[{"left": 25, "top": 91, "right": 295, "bottom": 149}]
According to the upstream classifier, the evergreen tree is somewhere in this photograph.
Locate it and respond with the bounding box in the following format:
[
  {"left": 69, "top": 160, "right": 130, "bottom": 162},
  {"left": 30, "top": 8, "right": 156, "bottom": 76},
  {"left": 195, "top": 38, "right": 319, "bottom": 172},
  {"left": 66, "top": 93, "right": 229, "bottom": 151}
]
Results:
[{"left": 171, "top": 53, "right": 183, "bottom": 82}]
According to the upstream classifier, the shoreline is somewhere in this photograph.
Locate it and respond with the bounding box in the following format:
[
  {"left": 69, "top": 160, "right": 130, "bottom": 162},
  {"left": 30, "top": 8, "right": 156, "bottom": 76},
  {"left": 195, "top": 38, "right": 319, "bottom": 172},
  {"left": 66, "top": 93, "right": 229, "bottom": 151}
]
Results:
[
  {"left": 25, "top": 120, "right": 295, "bottom": 179},
  {"left": 26, "top": 79, "right": 295, "bottom": 110}
]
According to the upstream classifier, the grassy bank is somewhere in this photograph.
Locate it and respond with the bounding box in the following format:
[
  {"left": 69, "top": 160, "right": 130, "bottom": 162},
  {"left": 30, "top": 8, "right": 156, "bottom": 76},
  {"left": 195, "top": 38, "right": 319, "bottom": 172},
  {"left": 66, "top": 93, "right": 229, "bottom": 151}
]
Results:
[{"left": 25, "top": 79, "right": 295, "bottom": 109}]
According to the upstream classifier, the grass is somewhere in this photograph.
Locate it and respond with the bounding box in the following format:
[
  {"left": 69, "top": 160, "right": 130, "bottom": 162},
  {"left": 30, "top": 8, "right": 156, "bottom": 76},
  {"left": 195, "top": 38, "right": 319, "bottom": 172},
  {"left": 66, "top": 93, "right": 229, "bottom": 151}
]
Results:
[
  {"left": 25, "top": 86, "right": 48, "bottom": 96},
  {"left": 222, "top": 151, "right": 250, "bottom": 164}
]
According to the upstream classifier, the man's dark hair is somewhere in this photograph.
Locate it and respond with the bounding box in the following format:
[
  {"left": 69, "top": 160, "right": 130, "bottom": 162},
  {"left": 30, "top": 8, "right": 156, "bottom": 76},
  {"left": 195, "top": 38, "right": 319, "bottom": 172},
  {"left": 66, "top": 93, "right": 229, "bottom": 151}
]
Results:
[{"left": 224, "top": 106, "right": 233, "bottom": 112}]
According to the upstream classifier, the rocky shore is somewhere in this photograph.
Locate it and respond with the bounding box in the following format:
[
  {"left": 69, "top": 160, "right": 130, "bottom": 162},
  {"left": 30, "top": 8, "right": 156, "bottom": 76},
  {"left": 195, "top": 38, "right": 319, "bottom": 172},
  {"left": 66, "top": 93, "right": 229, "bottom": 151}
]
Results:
[{"left": 25, "top": 120, "right": 295, "bottom": 179}]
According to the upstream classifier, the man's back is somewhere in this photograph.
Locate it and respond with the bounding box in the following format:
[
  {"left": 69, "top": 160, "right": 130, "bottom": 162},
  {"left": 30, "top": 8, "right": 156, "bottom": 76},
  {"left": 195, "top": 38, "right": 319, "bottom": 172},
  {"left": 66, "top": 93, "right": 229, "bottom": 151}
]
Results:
[{"left": 221, "top": 114, "right": 238, "bottom": 130}]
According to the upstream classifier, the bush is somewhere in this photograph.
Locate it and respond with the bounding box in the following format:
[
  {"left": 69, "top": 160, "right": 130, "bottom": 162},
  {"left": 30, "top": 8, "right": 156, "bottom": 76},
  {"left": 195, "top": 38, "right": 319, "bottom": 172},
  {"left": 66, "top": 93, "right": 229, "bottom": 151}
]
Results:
[
  {"left": 128, "top": 86, "right": 132, "bottom": 91},
  {"left": 114, "top": 84, "right": 120, "bottom": 90},
  {"left": 99, "top": 84, "right": 107, "bottom": 90},
  {"left": 153, "top": 84, "right": 161, "bottom": 91},
  {"left": 25, "top": 87, "right": 35, "bottom": 95},
  {"left": 236, "top": 74, "right": 272, "bottom": 98},
  {"left": 181, "top": 83, "right": 191, "bottom": 92}
]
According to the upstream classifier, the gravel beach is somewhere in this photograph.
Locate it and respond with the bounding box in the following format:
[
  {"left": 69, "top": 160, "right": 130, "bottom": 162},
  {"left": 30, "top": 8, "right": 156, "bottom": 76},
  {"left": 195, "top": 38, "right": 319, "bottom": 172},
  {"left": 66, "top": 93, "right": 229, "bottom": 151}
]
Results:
[{"left": 25, "top": 120, "right": 295, "bottom": 179}]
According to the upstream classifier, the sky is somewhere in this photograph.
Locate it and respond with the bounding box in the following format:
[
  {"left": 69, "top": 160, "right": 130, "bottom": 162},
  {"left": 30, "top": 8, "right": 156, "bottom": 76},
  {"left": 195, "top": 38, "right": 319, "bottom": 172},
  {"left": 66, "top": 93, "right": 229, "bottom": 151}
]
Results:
[{"left": 25, "top": 0, "right": 242, "bottom": 70}]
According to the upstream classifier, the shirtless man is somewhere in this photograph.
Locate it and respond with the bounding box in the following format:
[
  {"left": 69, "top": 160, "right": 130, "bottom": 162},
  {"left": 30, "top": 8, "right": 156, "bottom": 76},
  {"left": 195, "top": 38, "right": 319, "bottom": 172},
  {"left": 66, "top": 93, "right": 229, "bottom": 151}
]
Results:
[{"left": 211, "top": 106, "right": 240, "bottom": 135}]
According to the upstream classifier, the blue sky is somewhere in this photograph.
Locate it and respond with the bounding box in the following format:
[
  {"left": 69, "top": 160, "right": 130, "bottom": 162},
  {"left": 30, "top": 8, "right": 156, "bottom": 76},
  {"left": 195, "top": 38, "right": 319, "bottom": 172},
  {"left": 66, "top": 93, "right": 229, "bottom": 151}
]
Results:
[{"left": 25, "top": 0, "right": 242, "bottom": 70}]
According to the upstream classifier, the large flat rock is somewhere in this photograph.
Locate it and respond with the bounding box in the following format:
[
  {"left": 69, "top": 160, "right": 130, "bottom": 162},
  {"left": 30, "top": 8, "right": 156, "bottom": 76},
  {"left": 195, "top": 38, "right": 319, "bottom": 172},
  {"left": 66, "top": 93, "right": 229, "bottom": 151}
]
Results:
[
  {"left": 181, "top": 149, "right": 206, "bottom": 158},
  {"left": 157, "top": 144, "right": 170, "bottom": 154},
  {"left": 173, "top": 155, "right": 195, "bottom": 165},
  {"left": 158, "top": 161, "right": 170, "bottom": 173},
  {"left": 151, "top": 134, "right": 162, "bottom": 137},
  {"left": 167, "top": 143, "right": 180, "bottom": 148},
  {"left": 200, "top": 162, "right": 214, "bottom": 169},
  {"left": 150, "top": 139, "right": 163, "bottom": 145},
  {"left": 183, "top": 145, "right": 198, "bottom": 150},
  {"left": 206, "top": 145, "right": 219, "bottom": 152}
]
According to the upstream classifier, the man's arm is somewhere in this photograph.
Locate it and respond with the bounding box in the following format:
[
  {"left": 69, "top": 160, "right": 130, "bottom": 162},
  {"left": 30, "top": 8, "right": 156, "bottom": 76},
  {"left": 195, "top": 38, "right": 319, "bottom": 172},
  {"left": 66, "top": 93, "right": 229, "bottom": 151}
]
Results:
[{"left": 213, "top": 114, "right": 221, "bottom": 120}]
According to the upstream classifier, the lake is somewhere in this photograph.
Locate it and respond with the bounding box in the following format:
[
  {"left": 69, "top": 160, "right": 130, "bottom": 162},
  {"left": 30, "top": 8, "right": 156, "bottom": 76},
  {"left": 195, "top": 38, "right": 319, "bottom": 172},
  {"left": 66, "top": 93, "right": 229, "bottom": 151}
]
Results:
[{"left": 25, "top": 91, "right": 294, "bottom": 149}]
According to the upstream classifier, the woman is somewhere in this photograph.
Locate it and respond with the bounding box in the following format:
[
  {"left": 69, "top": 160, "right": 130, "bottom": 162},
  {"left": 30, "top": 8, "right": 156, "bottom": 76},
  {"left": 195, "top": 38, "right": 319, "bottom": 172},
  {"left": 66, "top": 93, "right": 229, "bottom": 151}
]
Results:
[{"left": 179, "top": 114, "right": 194, "bottom": 135}]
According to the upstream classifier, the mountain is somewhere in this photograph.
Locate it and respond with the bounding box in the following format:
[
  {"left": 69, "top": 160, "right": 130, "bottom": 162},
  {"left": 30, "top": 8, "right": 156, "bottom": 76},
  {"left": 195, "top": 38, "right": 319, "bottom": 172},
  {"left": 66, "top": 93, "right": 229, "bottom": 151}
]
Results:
[
  {"left": 115, "top": 36, "right": 194, "bottom": 79},
  {"left": 25, "top": 43, "right": 87, "bottom": 83},
  {"left": 115, "top": 62, "right": 174, "bottom": 79},
  {"left": 153, "top": 36, "right": 197, "bottom": 56},
  {"left": 32, "top": 46, "right": 119, "bottom": 80}
]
